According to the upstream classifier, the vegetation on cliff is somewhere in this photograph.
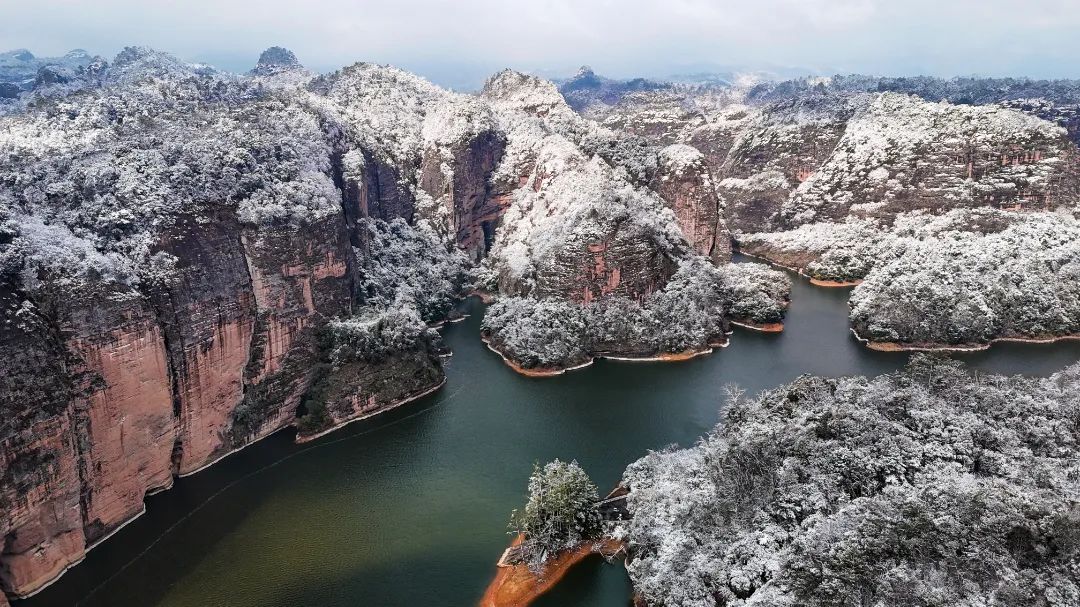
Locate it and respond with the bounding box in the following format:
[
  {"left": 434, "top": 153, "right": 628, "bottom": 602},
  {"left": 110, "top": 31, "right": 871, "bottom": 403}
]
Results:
[
  {"left": 623, "top": 355, "right": 1080, "bottom": 606},
  {"left": 508, "top": 459, "right": 603, "bottom": 573},
  {"left": 740, "top": 208, "right": 1080, "bottom": 347},
  {"left": 481, "top": 259, "right": 789, "bottom": 370}
]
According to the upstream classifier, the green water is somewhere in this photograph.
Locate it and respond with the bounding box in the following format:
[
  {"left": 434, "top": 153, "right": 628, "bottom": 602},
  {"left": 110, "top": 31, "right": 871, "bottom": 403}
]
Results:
[{"left": 24, "top": 263, "right": 1080, "bottom": 607}]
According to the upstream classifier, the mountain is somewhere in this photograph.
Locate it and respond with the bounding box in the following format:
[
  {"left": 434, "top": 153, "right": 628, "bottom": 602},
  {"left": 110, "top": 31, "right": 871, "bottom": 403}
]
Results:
[
  {"left": 586, "top": 71, "right": 1080, "bottom": 349},
  {"left": 556, "top": 65, "right": 670, "bottom": 112},
  {"left": 624, "top": 355, "right": 1080, "bottom": 606},
  {"left": 0, "top": 48, "right": 100, "bottom": 98},
  {"left": 3, "top": 44, "right": 1080, "bottom": 602},
  {"left": 0, "top": 47, "right": 786, "bottom": 599}
]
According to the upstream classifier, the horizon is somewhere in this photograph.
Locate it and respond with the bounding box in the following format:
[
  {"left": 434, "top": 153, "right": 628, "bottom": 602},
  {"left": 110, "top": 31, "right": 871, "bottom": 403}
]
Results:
[
  {"left": 6, "top": 43, "right": 1080, "bottom": 94},
  {"left": 4, "top": 0, "right": 1080, "bottom": 91}
]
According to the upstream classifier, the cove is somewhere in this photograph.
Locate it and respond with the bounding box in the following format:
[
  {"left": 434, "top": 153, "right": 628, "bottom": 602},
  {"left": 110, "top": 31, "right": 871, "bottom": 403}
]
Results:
[{"left": 21, "top": 258, "right": 1080, "bottom": 607}]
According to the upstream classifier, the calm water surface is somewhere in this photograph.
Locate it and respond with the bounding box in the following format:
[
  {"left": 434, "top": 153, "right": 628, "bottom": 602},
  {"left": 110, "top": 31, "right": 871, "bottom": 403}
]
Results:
[{"left": 24, "top": 259, "right": 1080, "bottom": 607}]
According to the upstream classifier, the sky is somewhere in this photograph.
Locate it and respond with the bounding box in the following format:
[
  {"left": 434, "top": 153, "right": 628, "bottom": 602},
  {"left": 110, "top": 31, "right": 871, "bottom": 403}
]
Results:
[{"left": 3, "top": 0, "right": 1080, "bottom": 90}]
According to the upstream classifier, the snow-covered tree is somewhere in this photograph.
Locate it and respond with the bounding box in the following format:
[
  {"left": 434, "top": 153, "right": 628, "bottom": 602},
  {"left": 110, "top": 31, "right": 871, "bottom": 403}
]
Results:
[
  {"left": 624, "top": 355, "right": 1080, "bottom": 606},
  {"left": 509, "top": 459, "right": 602, "bottom": 573}
]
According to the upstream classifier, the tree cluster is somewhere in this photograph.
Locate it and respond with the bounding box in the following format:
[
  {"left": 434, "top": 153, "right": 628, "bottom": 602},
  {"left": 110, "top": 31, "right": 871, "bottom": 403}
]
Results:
[
  {"left": 624, "top": 355, "right": 1080, "bottom": 606},
  {"left": 482, "top": 259, "right": 789, "bottom": 369},
  {"left": 509, "top": 459, "right": 602, "bottom": 573}
]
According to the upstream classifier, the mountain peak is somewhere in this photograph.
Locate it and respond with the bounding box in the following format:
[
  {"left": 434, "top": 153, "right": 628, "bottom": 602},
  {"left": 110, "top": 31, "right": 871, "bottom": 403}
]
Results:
[{"left": 252, "top": 46, "right": 302, "bottom": 75}]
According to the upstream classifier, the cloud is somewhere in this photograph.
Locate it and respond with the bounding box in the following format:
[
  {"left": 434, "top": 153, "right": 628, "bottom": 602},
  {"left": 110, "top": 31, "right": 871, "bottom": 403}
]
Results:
[{"left": 2, "top": 0, "right": 1078, "bottom": 88}]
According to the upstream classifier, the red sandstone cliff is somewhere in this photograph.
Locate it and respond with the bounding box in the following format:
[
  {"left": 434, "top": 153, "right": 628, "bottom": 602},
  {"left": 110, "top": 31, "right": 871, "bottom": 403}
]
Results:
[{"left": 0, "top": 176, "right": 445, "bottom": 599}]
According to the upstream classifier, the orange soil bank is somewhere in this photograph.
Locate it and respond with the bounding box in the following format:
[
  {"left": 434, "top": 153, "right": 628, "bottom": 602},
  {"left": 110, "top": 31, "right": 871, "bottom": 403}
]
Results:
[
  {"left": 730, "top": 320, "right": 785, "bottom": 333},
  {"left": 479, "top": 535, "right": 626, "bottom": 607},
  {"left": 808, "top": 277, "right": 862, "bottom": 287}
]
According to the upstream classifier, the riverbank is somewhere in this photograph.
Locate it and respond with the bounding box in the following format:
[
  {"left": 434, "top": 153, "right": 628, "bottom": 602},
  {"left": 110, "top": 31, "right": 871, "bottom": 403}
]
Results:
[
  {"left": 735, "top": 247, "right": 862, "bottom": 288},
  {"left": 809, "top": 277, "right": 862, "bottom": 287},
  {"left": 481, "top": 334, "right": 727, "bottom": 378},
  {"left": 730, "top": 320, "right": 784, "bottom": 333},
  {"left": 852, "top": 328, "right": 1080, "bottom": 352},
  {"left": 480, "top": 535, "right": 626, "bottom": 607},
  {"left": 294, "top": 378, "right": 447, "bottom": 443}
]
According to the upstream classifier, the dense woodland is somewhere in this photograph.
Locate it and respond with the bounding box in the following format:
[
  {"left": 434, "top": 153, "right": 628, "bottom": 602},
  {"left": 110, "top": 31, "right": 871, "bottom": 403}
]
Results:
[
  {"left": 623, "top": 356, "right": 1080, "bottom": 607},
  {"left": 482, "top": 259, "right": 788, "bottom": 369},
  {"left": 741, "top": 209, "right": 1080, "bottom": 346}
]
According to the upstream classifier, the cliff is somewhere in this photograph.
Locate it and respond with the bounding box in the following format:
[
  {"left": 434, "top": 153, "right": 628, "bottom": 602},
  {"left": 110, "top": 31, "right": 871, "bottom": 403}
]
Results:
[
  {"left": 0, "top": 49, "right": 463, "bottom": 598},
  {"left": 587, "top": 70, "right": 1080, "bottom": 351}
]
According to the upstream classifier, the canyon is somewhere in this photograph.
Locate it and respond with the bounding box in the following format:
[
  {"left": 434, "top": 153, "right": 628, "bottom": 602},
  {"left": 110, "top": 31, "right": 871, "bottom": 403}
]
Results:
[
  {"left": 0, "top": 48, "right": 750, "bottom": 599},
  {"left": 2, "top": 46, "right": 1080, "bottom": 605}
]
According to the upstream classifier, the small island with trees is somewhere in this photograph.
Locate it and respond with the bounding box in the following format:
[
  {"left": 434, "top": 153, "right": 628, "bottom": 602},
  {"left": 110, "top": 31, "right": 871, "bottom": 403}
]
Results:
[{"left": 480, "top": 460, "right": 626, "bottom": 607}]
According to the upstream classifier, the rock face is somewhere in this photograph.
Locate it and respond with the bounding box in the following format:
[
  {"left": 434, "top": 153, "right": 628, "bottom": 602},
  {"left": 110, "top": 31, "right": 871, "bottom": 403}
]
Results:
[
  {"left": 652, "top": 144, "right": 729, "bottom": 262},
  {"left": 0, "top": 49, "right": 473, "bottom": 598},
  {"left": 418, "top": 98, "right": 507, "bottom": 259},
  {"left": 0, "top": 286, "right": 86, "bottom": 598},
  {"left": 250, "top": 46, "right": 301, "bottom": 76},
  {"left": 0, "top": 207, "right": 381, "bottom": 596}
]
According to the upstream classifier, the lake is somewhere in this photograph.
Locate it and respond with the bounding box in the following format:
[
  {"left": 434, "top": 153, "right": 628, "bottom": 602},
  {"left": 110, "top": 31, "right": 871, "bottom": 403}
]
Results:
[{"left": 23, "top": 258, "right": 1080, "bottom": 607}]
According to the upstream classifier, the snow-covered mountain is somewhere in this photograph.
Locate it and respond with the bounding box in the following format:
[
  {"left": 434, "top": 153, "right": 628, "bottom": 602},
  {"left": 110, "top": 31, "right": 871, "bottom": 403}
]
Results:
[
  {"left": 580, "top": 67, "right": 1080, "bottom": 350},
  {"left": 0, "top": 47, "right": 786, "bottom": 599},
  {"left": 3, "top": 46, "right": 1080, "bottom": 603}
]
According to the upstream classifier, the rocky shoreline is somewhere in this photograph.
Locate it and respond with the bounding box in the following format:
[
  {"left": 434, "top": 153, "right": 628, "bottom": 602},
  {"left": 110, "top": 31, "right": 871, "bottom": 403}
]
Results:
[
  {"left": 730, "top": 319, "right": 785, "bottom": 332},
  {"left": 736, "top": 246, "right": 861, "bottom": 288},
  {"left": 480, "top": 534, "right": 627, "bottom": 607},
  {"left": 851, "top": 327, "right": 1080, "bottom": 352},
  {"left": 294, "top": 377, "right": 447, "bottom": 443},
  {"left": 482, "top": 333, "right": 728, "bottom": 378}
]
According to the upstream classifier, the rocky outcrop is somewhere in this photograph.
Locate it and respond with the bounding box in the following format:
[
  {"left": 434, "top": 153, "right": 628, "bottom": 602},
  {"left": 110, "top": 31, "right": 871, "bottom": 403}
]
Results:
[
  {"left": 0, "top": 285, "right": 85, "bottom": 598},
  {"left": 340, "top": 148, "right": 416, "bottom": 228},
  {"left": 64, "top": 288, "right": 175, "bottom": 545},
  {"left": 780, "top": 93, "right": 1080, "bottom": 226},
  {"left": 0, "top": 202, "right": 443, "bottom": 596},
  {"left": 146, "top": 212, "right": 256, "bottom": 475},
  {"left": 651, "top": 144, "right": 729, "bottom": 262},
  {"left": 418, "top": 98, "right": 507, "bottom": 259},
  {"left": 249, "top": 46, "right": 302, "bottom": 77},
  {"left": 229, "top": 216, "right": 356, "bottom": 445},
  {"left": 534, "top": 228, "right": 679, "bottom": 304}
]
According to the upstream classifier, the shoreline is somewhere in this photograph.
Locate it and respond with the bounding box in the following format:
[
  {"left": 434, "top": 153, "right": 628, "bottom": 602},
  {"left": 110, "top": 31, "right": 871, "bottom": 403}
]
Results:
[
  {"left": 481, "top": 334, "right": 728, "bottom": 378},
  {"left": 480, "top": 535, "right": 627, "bottom": 607},
  {"left": 6, "top": 299, "right": 461, "bottom": 601},
  {"left": 809, "top": 277, "right": 862, "bottom": 287},
  {"left": 468, "top": 289, "right": 497, "bottom": 304},
  {"left": 851, "top": 328, "right": 1080, "bottom": 352},
  {"left": 179, "top": 422, "right": 295, "bottom": 478},
  {"left": 730, "top": 320, "right": 785, "bottom": 333},
  {"left": 741, "top": 247, "right": 1080, "bottom": 353},
  {"left": 294, "top": 377, "right": 448, "bottom": 444},
  {"left": 736, "top": 247, "right": 861, "bottom": 288}
]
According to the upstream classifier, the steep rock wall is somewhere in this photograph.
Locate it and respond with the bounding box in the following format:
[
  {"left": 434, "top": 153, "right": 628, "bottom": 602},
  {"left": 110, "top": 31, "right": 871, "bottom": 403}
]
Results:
[
  {"left": 0, "top": 287, "right": 85, "bottom": 598},
  {"left": 63, "top": 288, "right": 175, "bottom": 546},
  {"left": 651, "top": 144, "right": 730, "bottom": 262},
  {"left": 0, "top": 202, "right": 431, "bottom": 597},
  {"left": 149, "top": 212, "right": 257, "bottom": 476},
  {"left": 419, "top": 129, "right": 506, "bottom": 259},
  {"left": 532, "top": 228, "right": 678, "bottom": 304}
]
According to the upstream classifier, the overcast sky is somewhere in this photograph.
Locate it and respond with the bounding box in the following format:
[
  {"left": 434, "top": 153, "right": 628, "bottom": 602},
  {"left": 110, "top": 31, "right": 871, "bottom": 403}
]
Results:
[{"left": 3, "top": 0, "right": 1080, "bottom": 89}]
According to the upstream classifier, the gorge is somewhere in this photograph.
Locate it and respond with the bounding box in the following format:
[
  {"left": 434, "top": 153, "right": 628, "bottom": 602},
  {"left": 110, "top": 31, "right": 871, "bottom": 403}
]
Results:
[
  {"left": 16, "top": 265, "right": 1080, "bottom": 607},
  {"left": 3, "top": 43, "right": 1080, "bottom": 606}
]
